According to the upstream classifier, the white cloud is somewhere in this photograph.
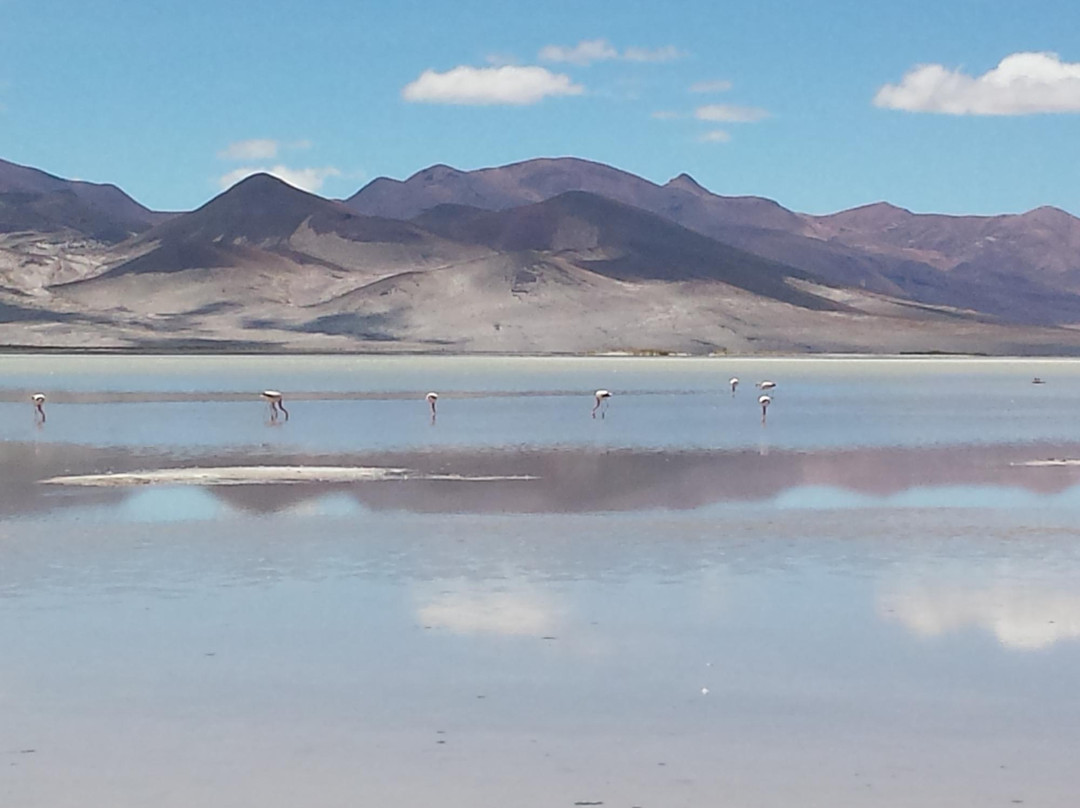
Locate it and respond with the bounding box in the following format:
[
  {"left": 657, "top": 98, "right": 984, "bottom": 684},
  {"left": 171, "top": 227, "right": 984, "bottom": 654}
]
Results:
[
  {"left": 217, "top": 138, "right": 312, "bottom": 162},
  {"left": 217, "top": 164, "right": 341, "bottom": 193},
  {"left": 695, "top": 103, "right": 770, "bottom": 123},
  {"left": 539, "top": 39, "right": 686, "bottom": 66},
  {"left": 402, "top": 65, "right": 584, "bottom": 106},
  {"left": 217, "top": 138, "right": 280, "bottom": 161},
  {"left": 539, "top": 38, "right": 618, "bottom": 66},
  {"left": 698, "top": 129, "right": 731, "bottom": 143},
  {"left": 874, "top": 51, "right": 1080, "bottom": 115},
  {"left": 623, "top": 45, "right": 686, "bottom": 63},
  {"left": 690, "top": 79, "right": 733, "bottom": 93}
]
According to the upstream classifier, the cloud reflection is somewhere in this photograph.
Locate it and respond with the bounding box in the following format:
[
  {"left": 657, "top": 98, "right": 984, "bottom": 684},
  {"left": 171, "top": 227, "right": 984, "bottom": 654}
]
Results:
[
  {"left": 415, "top": 580, "right": 560, "bottom": 636},
  {"left": 880, "top": 574, "right": 1080, "bottom": 650}
]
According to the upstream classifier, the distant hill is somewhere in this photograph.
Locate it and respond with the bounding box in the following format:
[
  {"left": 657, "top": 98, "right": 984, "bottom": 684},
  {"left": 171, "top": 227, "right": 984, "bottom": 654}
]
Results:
[
  {"left": 809, "top": 202, "right": 1080, "bottom": 280},
  {"left": 96, "top": 172, "right": 478, "bottom": 278},
  {"left": 347, "top": 157, "right": 803, "bottom": 230},
  {"left": 414, "top": 191, "right": 840, "bottom": 310},
  {"left": 6, "top": 154, "right": 1080, "bottom": 354},
  {"left": 350, "top": 157, "right": 1080, "bottom": 326},
  {"left": 0, "top": 157, "right": 167, "bottom": 241}
]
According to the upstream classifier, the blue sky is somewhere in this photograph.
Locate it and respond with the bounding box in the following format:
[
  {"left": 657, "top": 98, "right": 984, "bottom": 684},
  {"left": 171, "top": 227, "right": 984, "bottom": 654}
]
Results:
[{"left": 1, "top": 0, "right": 1077, "bottom": 215}]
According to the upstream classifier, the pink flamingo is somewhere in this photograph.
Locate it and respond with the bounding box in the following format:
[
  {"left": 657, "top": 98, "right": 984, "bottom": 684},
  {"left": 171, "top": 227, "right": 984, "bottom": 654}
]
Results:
[
  {"left": 31, "top": 393, "right": 46, "bottom": 423},
  {"left": 426, "top": 392, "right": 438, "bottom": 422},
  {"left": 592, "top": 389, "right": 612, "bottom": 419},
  {"left": 261, "top": 390, "right": 288, "bottom": 421},
  {"left": 758, "top": 394, "right": 772, "bottom": 424},
  {"left": 729, "top": 377, "right": 739, "bottom": 396}
]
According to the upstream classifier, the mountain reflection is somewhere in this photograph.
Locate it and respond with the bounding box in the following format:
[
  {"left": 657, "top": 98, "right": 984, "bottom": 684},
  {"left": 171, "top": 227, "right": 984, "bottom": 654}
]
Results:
[
  {"left": 209, "top": 443, "right": 1080, "bottom": 514},
  {"left": 9, "top": 440, "right": 1080, "bottom": 517}
]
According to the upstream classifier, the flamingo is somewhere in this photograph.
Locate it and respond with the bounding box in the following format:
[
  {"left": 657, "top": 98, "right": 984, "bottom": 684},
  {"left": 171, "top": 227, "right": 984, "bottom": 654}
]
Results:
[
  {"left": 261, "top": 390, "right": 288, "bottom": 421},
  {"left": 592, "top": 389, "right": 612, "bottom": 419},
  {"left": 426, "top": 392, "right": 438, "bottom": 421},
  {"left": 31, "top": 393, "right": 46, "bottom": 423},
  {"left": 729, "top": 377, "right": 739, "bottom": 396},
  {"left": 758, "top": 394, "right": 772, "bottom": 424},
  {"left": 756, "top": 380, "right": 776, "bottom": 391}
]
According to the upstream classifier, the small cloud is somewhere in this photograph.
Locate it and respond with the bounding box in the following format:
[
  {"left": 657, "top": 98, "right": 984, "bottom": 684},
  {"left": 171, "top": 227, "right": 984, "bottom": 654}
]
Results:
[
  {"left": 695, "top": 103, "right": 770, "bottom": 123},
  {"left": 874, "top": 51, "right": 1080, "bottom": 115},
  {"left": 539, "top": 38, "right": 618, "bottom": 66},
  {"left": 402, "top": 65, "right": 584, "bottom": 105},
  {"left": 651, "top": 110, "right": 681, "bottom": 120},
  {"left": 623, "top": 45, "right": 686, "bottom": 63},
  {"left": 689, "top": 79, "right": 733, "bottom": 93},
  {"left": 217, "top": 138, "right": 279, "bottom": 161},
  {"left": 539, "top": 39, "right": 685, "bottom": 66},
  {"left": 697, "top": 129, "right": 731, "bottom": 143},
  {"left": 218, "top": 165, "right": 341, "bottom": 193}
]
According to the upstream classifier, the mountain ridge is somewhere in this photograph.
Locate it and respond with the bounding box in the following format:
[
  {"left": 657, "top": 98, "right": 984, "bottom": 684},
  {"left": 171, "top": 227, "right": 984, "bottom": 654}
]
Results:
[{"left": 4, "top": 154, "right": 1080, "bottom": 354}]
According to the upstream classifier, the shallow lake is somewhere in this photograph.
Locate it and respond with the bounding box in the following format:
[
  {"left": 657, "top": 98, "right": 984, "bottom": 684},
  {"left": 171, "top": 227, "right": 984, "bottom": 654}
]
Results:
[{"left": 3, "top": 355, "right": 1080, "bottom": 807}]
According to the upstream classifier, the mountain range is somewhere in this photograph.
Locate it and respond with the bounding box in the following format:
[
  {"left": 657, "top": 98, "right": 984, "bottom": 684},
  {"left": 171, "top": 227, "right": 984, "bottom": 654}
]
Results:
[{"left": 3, "top": 154, "right": 1080, "bottom": 354}]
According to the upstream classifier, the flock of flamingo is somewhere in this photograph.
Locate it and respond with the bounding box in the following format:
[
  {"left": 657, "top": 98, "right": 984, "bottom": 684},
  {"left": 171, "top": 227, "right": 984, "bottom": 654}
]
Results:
[{"left": 27, "top": 378, "right": 779, "bottom": 426}]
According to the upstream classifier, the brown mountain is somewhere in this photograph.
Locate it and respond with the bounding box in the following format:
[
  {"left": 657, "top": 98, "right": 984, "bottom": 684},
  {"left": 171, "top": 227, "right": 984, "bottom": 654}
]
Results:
[
  {"left": 806, "top": 203, "right": 1080, "bottom": 310},
  {"left": 413, "top": 191, "right": 840, "bottom": 311},
  {"left": 347, "top": 158, "right": 1080, "bottom": 326},
  {"left": 7, "top": 156, "right": 1080, "bottom": 354},
  {"left": 53, "top": 175, "right": 864, "bottom": 351},
  {"left": 0, "top": 157, "right": 167, "bottom": 241},
  {"left": 96, "top": 172, "right": 474, "bottom": 278},
  {"left": 347, "top": 157, "right": 802, "bottom": 230},
  {"left": 46, "top": 174, "right": 509, "bottom": 349}
]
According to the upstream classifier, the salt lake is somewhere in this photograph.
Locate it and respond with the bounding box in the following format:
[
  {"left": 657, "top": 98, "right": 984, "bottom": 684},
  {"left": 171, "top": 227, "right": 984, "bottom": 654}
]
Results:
[{"left": 3, "top": 354, "right": 1080, "bottom": 807}]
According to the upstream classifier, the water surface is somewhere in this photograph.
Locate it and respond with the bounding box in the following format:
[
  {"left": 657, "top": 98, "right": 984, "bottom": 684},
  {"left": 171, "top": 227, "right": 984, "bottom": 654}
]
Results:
[{"left": 3, "top": 355, "right": 1080, "bottom": 807}]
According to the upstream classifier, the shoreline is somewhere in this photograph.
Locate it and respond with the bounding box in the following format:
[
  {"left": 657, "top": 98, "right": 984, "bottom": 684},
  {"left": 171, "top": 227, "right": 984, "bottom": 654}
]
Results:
[{"left": 0, "top": 346, "right": 1061, "bottom": 360}]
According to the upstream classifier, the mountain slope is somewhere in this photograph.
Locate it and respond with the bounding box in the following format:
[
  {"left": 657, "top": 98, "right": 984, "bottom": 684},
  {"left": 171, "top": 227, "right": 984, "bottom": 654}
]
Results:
[
  {"left": 414, "top": 192, "right": 843, "bottom": 311},
  {"left": 348, "top": 157, "right": 1080, "bottom": 326},
  {"left": 50, "top": 173, "right": 495, "bottom": 327},
  {"left": 0, "top": 157, "right": 167, "bottom": 240},
  {"left": 85, "top": 173, "right": 490, "bottom": 281},
  {"left": 810, "top": 202, "right": 1080, "bottom": 286}
]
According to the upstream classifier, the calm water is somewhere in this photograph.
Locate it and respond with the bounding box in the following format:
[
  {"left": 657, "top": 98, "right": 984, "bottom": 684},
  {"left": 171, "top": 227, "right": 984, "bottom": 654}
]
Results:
[{"left": 3, "top": 355, "right": 1080, "bottom": 807}]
